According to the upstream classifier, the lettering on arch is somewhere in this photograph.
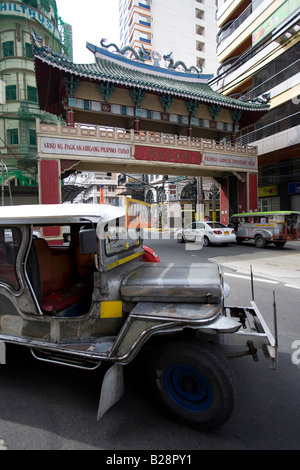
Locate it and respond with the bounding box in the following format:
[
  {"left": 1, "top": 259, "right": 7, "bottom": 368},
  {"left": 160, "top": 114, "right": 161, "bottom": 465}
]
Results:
[{"left": 134, "top": 145, "right": 202, "bottom": 165}]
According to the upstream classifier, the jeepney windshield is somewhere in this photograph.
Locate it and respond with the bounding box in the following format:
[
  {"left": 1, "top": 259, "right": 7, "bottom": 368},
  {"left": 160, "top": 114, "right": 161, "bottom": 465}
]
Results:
[{"left": 104, "top": 216, "right": 141, "bottom": 257}]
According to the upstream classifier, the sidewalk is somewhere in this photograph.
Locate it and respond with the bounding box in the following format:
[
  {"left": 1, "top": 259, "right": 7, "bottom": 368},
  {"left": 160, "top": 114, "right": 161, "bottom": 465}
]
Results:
[{"left": 210, "top": 242, "right": 300, "bottom": 288}]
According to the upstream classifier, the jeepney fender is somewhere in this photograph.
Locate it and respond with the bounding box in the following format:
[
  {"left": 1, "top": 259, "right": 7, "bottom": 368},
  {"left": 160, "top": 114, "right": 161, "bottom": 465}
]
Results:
[
  {"left": 252, "top": 229, "right": 273, "bottom": 240},
  {"left": 108, "top": 302, "right": 241, "bottom": 364},
  {"left": 96, "top": 312, "right": 241, "bottom": 421},
  {"left": 97, "top": 300, "right": 277, "bottom": 420}
]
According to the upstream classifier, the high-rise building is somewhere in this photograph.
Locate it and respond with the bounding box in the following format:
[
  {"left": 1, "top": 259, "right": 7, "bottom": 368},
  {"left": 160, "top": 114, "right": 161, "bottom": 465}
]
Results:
[
  {"left": 118, "top": 0, "right": 219, "bottom": 214},
  {"left": 119, "top": 0, "right": 219, "bottom": 76},
  {"left": 212, "top": 0, "right": 300, "bottom": 211},
  {"left": 0, "top": 0, "right": 72, "bottom": 204}
]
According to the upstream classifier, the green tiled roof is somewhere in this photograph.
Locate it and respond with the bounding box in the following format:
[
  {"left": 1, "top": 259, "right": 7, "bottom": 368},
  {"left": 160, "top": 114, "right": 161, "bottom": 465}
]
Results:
[
  {"left": 33, "top": 43, "right": 270, "bottom": 127},
  {"left": 34, "top": 44, "right": 269, "bottom": 110}
]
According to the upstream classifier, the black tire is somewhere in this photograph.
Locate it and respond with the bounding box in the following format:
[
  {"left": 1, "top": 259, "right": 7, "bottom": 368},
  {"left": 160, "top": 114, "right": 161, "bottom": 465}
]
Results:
[
  {"left": 203, "top": 236, "right": 210, "bottom": 247},
  {"left": 148, "top": 341, "right": 236, "bottom": 431},
  {"left": 177, "top": 233, "right": 184, "bottom": 243},
  {"left": 274, "top": 242, "right": 286, "bottom": 248},
  {"left": 255, "top": 235, "right": 266, "bottom": 248},
  {"left": 236, "top": 237, "right": 243, "bottom": 244}
]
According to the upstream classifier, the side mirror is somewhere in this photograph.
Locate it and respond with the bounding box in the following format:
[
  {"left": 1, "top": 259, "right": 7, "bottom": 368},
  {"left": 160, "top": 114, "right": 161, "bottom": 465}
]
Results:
[{"left": 79, "top": 227, "right": 97, "bottom": 254}]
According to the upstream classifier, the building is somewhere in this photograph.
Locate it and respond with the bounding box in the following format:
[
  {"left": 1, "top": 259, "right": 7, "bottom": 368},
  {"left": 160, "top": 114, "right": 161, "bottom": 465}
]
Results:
[
  {"left": 119, "top": 0, "right": 219, "bottom": 77},
  {"left": 0, "top": 0, "right": 72, "bottom": 204},
  {"left": 32, "top": 39, "right": 268, "bottom": 231},
  {"left": 71, "top": 171, "right": 120, "bottom": 206},
  {"left": 212, "top": 0, "right": 300, "bottom": 212}
]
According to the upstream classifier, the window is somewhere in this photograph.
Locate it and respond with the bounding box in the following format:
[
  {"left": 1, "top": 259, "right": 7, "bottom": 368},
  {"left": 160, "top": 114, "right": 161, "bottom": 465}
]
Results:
[
  {"left": 5, "top": 85, "right": 17, "bottom": 101},
  {"left": 7, "top": 129, "right": 19, "bottom": 145},
  {"left": 0, "top": 227, "right": 22, "bottom": 291},
  {"left": 104, "top": 216, "right": 141, "bottom": 257},
  {"left": 207, "top": 222, "right": 226, "bottom": 229},
  {"left": 27, "top": 86, "right": 38, "bottom": 102},
  {"left": 139, "top": 32, "right": 151, "bottom": 44},
  {"left": 2, "top": 41, "right": 14, "bottom": 57},
  {"left": 29, "top": 129, "right": 37, "bottom": 146},
  {"left": 139, "top": 15, "right": 150, "bottom": 26},
  {"left": 40, "top": 0, "right": 50, "bottom": 10},
  {"left": 25, "top": 43, "right": 33, "bottom": 58},
  {"left": 23, "top": 0, "right": 38, "bottom": 7},
  {"left": 138, "top": 1, "right": 150, "bottom": 9}
]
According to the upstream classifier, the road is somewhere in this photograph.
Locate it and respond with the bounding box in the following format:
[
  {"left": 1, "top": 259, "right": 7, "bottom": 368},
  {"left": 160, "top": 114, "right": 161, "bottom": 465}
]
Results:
[{"left": 0, "top": 237, "right": 299, "bottom": 451}]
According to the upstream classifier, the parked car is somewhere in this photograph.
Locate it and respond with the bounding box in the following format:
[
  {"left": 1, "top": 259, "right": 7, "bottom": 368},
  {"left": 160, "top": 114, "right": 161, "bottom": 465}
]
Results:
[{"left": 176, "top": 221, "right": 236, "bottom": 246}]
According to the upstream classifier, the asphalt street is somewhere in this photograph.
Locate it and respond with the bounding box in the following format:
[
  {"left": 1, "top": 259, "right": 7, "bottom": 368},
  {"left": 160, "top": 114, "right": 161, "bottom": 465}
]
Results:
[
  {"left": 143, "top": 232, "right": 300, "bottom": 289},
  {"left": 0, "top": 237, "right": 299, "bottom": 451}
]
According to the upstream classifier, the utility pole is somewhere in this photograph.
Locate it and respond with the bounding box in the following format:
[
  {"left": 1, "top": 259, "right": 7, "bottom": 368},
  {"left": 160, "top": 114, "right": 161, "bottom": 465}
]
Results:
[
  {"left": 196, "top": 177, "right": 205, "bottom": 221},
  {"left": 211, "top": 181, "right": 218, "bottom": 222},
  {"left": 0, "top": 152, "right": 13, "bottom": 206}
]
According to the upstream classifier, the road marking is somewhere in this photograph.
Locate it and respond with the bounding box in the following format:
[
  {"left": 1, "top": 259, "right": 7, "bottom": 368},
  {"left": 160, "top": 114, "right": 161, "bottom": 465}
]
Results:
[
  {"left": 0, "top": 439, "right": 7, "bottom": 450},
  {"left": 284, "top": 284, "right": 300, "bottom": 290},
  {"left": 224, "top": 272, "right": 278, "bottom": 284},
  {"left": 225, "top": 273, "right": 300, "bottom": 289}
]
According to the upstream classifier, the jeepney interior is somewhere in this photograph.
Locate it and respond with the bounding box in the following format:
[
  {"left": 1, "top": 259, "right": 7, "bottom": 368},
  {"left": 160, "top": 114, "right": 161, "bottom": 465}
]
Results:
[
  {"left": 27, "top": 223, "right": 96, "bottom": 317},
  {"left": 0, "top": 216, "right": 142, "bottom": 319}
]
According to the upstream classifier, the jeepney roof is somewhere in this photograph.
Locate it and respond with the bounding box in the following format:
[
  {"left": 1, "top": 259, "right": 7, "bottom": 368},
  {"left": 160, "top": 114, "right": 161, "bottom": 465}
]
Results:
[
  {"left": 0, "top": 204, "right": 125, "bottom": 225},
  {"left": 232, "top": 211, "right": 300, "bottom": 218}
]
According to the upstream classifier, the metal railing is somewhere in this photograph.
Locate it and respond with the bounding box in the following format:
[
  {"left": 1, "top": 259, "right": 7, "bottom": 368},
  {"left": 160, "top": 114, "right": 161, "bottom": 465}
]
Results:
[{"left": 37, "top": 119, "right": 258, "bottom": 157}]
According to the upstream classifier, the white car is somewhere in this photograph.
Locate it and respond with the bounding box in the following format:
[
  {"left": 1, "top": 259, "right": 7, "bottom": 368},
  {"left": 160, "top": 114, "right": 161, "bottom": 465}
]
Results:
[{"left": 176, "top": 221, "right": 236, "bottom": 246}]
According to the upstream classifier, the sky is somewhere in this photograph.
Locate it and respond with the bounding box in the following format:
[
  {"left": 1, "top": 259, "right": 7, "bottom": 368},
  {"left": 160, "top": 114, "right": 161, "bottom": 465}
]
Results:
[{"left": 55, "top": 0, "right": 120, "bottom": 63}]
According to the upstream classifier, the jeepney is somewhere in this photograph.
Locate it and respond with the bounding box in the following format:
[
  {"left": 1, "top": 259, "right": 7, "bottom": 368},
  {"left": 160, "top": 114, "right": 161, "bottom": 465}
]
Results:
[
  {"left": 231, "top": 211, "right": 300, "bottom": 248},
  {"left": 0, "top": 204, "right": 277, "bottom": 430}
]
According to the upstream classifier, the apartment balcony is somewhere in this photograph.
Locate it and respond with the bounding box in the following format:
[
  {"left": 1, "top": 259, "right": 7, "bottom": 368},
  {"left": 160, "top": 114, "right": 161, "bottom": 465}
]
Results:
[
  {"left": 217, "top": 0, "right": 275, "bottom": 62},
  {"left": 217, "top": 4, "right": 252, "bottom": 46}
]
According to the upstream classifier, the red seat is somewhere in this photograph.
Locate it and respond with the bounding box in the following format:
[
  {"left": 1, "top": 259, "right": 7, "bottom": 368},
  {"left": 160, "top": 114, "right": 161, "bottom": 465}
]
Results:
[{"left": 33, "top": 239, "right": 90, "bottom": 315}]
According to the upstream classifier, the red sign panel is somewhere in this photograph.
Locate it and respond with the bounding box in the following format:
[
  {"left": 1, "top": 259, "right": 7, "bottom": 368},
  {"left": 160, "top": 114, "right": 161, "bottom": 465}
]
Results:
[{"left": 134, "top": 146, "right": 202, "bottom": 165}]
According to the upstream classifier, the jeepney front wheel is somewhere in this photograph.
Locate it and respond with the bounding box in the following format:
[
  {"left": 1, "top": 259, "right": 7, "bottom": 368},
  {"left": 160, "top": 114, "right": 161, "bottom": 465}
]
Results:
[
  {"left": 255, "top": 234, "right": 266, "bottom": 248},
  {"left": 149, "top": 341, "right": 236, "bottom": 431}
]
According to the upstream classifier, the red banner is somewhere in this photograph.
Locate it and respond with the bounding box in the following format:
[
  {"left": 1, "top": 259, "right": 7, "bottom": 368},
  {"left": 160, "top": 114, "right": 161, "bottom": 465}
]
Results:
[{"left": 134, "top": 146, "right": 202, "bottom": 165}]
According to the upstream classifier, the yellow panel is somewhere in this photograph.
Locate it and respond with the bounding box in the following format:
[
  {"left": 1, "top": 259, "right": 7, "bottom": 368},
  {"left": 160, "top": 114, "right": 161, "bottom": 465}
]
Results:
[
  {"left": 108, "top": 251, "right": 143, "bottom": 270},
  {"left": 218, "top": 0, "right": 245, "bottom": 28},
  {"left": 219, "top": 0, "right": 286, "bottom": 63},
  {"left": 270, "top": 84, "right": 300, "bottom": 109},
  {"left": 100, "top": 301, "right": 123, "bottom": 318}
]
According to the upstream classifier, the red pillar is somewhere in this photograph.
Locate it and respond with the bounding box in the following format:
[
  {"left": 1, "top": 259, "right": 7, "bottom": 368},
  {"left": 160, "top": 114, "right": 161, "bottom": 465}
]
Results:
[
  {"left": 134, "top": 118, "right": 140, "bottom": 134},
  {"left": 220, "top": 177, "right": 229, "bottom": 225},
  {"left": 38, "top": 159, "right": 62, "bottom": 243},
  {"left": 39, "top": 159, "right": 61, "bottom": 204},
  {"left": 67, "top": 109, "right": 75, "bottom": 127},
  {"left": 238, "top": 173, "right": 258, "bottom": 213}
]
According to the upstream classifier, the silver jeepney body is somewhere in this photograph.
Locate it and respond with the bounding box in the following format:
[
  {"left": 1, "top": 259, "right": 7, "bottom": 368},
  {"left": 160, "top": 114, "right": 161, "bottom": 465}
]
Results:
[{"left": 0, "top": 204, "right": 277, "bottom": 419}]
